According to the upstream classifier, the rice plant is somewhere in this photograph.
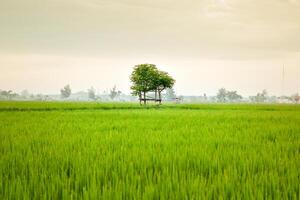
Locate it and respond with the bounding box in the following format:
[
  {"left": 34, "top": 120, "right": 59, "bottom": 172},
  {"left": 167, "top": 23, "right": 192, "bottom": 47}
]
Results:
[{"left": 0, "top": 102, "right": 299, "bottom": 199}]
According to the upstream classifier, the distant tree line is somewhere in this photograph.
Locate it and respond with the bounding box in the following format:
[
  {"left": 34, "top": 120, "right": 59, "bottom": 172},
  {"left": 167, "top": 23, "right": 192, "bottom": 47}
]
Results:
[
  {"left": 0, "top": 90, "right": 18, "bottom": 100},
  {"left": 249, "top": 89, "right": 268, "bottom": 103},
  {"left": 1, "top": 63, "right": 300, "bottom": 104},
  {"left": 59, "top": 84, "right": 122, "bottom": 101},
  {"left": 216, "top": 88, "right": 242, "bottom": 102},
  {"left": 0, "top": 89, "right": 50, "bottom": 101},
  {"left": 1, "top": 85, "right": 299, "bottom": 104}
]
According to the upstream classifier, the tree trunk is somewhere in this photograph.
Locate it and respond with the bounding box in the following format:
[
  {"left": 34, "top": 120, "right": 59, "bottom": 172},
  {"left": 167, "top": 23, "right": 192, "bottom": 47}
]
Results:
[
  {"left": 139, "top": 92, "right": 142, "bottom": 105},
  {"left": 158, "top": 91, "right": 162, "bottom": 104},
  {"left": 143, "top": 92, "right": 146, "bottom": 105},
  {"left": 155, "top": 90, "right": 157, "bottom": 103}
]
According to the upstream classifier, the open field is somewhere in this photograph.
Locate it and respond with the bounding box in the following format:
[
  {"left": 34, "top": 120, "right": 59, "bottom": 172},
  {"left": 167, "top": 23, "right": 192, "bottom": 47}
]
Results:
[{"left": 0, "top": 102, "right": 299, "bottom": 199}]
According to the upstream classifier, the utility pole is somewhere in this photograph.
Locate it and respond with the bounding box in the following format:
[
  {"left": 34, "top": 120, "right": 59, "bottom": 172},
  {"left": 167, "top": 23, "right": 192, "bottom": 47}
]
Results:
[{"left": 281, "top": 64, "right": 285, "bottom": 101}]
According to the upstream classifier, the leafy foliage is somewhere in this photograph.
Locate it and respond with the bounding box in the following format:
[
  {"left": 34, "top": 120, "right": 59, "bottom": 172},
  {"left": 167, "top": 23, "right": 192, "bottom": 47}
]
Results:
[
  {"left": 216, "top": 88, "right": 227, "bottom": 102},
  {"left": 216, "top": 88, "right": 242, "bottom": 102},
  {"left": 88, "top": 87, "right": 96, "bottom": 100},
  {"left": 130, "top": 64, "right": 175, "bottom": 103},
  {"left": 109, "top": 86, "right": 121, "bottom": 100},
  {"left": 250, "top": 89, "right": 268, "bottom": 103},
  {"left": 165, "top": 88, "right": 176, "bottom": 101},
  {"left": 60, "top": 85, "right": 72, "bottom": 98}
]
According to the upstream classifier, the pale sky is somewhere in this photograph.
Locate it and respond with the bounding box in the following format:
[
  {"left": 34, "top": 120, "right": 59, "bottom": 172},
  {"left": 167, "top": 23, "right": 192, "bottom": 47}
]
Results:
[{"left": 0, "top": 0, "right": 299, "bottom": 96}]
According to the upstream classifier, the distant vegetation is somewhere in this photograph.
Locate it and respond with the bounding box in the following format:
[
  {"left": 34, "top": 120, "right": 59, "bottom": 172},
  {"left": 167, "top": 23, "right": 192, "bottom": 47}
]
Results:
[
  {"left": 216, "top": 88, "right": 242, "bottom": 102},
  {"left": 87, "top": 87, "right": 96, "bottom": 100},
  {"left": 60, "top": 84, "right": 72, "bottom": 98},
  {"left": 109, "top": 85, "right": 122, "bottom": 101},
  {"left": 1, "top": 88, "right": 299, "bottom": 104},
  {"left": 0, "top": 63, "right": 299, "bottom": 104}
]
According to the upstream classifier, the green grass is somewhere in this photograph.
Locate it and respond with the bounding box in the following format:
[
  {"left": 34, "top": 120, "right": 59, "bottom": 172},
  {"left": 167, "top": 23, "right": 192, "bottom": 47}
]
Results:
[{"left": 0, "top": 102, "right": 299, "bottom": 199}]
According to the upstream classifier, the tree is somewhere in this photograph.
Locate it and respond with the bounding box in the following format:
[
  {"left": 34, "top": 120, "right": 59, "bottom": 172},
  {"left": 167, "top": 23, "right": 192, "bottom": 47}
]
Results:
[
  {"left": 226, "top": 91, "right": 242, "bottom": 102},
  {"left": 216, "top": 88, "right": 227, "bottom": 102},
  {"left": 109, "top": 86, "right": 121, "bottom": 100},
  {"left": 156, "top": 71, "right": 175, "bottom": 103},
  {"left": 88, "top": 87, "right": 96, "bottom": 100},
  {"left": 165, "top": 88, "right": 176, "bottom": 101},
  {"left": 250, "top": 89, "right": 268, "bottom": 103},
  {"left": 0, "top": 90, "right": 15, "bottom": 100},
  {"left": 130, "top": 64, "right": 175, "bottom": 105},
  {"left": 21, "top": 90, "right": 30, "bottom": 99},
  {"left": 216, "top": 88, "right": 242, "bottom": 102},
  {"left": 255, "top": 89, "right": 268, "bottom": 103},
  {"left": 35, "top": 94, "right": 44, "bottom": 101},
  {"left": 203, "top": 93, "right": 207, "bottom": 101},
  {"left": 130, "top": 64, "right": 160, "bottom": 105},
  {"left": 10, "top": 92, "right": 19, "bottom": 100},
  {"left": 291, "top": 93, "right": 299, "bottom": 103},
  {"left": 60, "top": 85, "right": 71, "bottom": 98}
]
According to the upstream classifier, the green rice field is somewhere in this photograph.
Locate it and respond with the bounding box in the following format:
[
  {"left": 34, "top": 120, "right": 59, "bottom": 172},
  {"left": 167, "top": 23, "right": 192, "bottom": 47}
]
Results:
[{"left": 0, "top": 102, "right": 299, "bottom": 199}]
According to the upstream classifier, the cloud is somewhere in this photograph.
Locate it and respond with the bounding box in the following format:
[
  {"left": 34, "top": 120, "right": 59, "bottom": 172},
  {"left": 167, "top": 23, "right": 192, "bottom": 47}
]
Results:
[{"left": 0, "top": 0, "right": 299, "bottom": 59}]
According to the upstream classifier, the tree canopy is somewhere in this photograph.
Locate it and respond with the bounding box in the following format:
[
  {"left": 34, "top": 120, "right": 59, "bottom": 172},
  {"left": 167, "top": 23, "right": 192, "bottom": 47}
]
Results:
[
  {"left": 109, "top": 86, "right": 122, "bottom": 100},
  {"left": 130, "top": 64, "right": 175, "bottom": 104},
  {"left": 60, "top": 85, "right": 71, "bottom": 98},
  {"left": 88, "top": 87, "right": 96, "bottom": 100},
  {"left": 216, "top": 88, "right": 242, "bottom": 102}
]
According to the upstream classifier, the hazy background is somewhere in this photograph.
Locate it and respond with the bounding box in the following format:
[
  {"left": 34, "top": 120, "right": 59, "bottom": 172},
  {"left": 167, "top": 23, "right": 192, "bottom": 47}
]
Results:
[{"left": 1, "top": 0, "right": 299, "bottom": 96}]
